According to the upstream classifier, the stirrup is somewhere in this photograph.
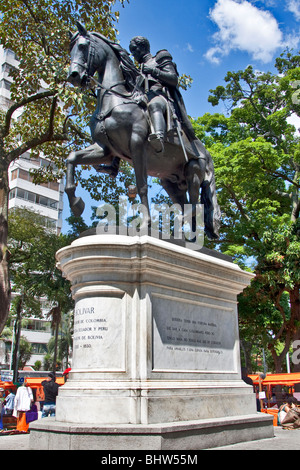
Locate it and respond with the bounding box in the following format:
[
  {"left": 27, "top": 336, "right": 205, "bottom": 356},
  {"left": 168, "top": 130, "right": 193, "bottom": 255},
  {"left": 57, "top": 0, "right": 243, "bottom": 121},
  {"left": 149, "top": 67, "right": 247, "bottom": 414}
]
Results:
[{"left": 148, "top": 133, "right": 164, "bottom": 153}]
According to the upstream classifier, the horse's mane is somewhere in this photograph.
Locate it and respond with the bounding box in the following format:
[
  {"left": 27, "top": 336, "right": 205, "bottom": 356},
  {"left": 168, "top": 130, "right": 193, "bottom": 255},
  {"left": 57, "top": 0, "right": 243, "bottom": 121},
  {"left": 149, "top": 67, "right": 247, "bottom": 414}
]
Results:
[
  {"left": 93, "top": 32, "right": 140, "bottom": 91},
  {"left": 70, "top": 31, "right": 140, "bottom": 92}
]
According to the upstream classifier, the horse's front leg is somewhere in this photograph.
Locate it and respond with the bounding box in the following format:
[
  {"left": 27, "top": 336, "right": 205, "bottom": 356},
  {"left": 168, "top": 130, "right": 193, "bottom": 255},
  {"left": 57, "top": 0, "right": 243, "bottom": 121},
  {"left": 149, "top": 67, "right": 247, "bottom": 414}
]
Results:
[
  {"left": 130, "top": 130, "right": 151, "bottom": 230},
  {"left": 65, "top": 150, "right": 86, "bottom": 217},
  {"left": 65, "top": 143, "right": 107, "bottom": 217}
]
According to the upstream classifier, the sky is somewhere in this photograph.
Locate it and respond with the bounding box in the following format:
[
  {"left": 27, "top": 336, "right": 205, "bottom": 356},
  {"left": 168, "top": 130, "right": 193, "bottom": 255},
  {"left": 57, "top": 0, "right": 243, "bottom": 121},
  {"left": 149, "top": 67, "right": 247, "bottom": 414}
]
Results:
[
  {"left": 115, "top": 0, "right": 300, "bottom": 117},
  {"left": 61, "top": 0, "right": 300, "bottom": 232}
]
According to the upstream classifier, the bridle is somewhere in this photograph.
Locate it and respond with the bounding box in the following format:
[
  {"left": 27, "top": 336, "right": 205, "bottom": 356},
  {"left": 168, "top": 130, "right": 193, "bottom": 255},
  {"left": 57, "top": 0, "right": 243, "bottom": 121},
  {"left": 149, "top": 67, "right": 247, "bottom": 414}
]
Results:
[{"left": 71, "top": 33, "right": 138, "bottom": 99}]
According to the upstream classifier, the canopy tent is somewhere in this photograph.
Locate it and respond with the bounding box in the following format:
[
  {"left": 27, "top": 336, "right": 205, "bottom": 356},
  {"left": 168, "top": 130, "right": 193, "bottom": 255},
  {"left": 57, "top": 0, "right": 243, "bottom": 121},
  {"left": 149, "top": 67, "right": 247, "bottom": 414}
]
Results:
[
  {"left": 0, "top": 381, "right": 14, "bottom": 390},
  {"left": 262, "top": 373, "right": 300, "bottom": 386},
  {"left": 248, "top": 374, "right": 259, "bottom": 384},
  {"left": 0, "top": 377, "right": 64, "bottom": 391},
  {"left": 25, "top": 377, "right": 64, "bottom": 388},
  {"left": 249, "top": 373, "right": 300, "bottom": 387}
]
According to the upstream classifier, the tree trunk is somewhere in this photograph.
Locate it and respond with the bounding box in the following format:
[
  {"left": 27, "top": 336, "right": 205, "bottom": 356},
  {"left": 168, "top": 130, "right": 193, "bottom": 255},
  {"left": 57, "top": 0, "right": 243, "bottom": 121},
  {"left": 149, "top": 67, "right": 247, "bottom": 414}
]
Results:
[
  {"left": 291, "top": 285, "right": 300, "bottom": 391},
  {"left": 0, "top": 165, "right": 10, "bottom": 334},
  {"left": 52, "top": 321, "right": 59, "bottom": 375},
  {"left": 51, "top": 305, "right": 61, "bottom": 375},
  {"left": 12, "top": 296, "right": 22, "bottom": 382}
]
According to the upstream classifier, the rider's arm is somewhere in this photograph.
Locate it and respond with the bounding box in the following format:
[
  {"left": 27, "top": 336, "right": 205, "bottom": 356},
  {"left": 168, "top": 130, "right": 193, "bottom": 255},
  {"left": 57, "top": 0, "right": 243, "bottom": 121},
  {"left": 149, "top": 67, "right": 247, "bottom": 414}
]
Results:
[
  {"left": 151, "top": 64, "right": 178, "bottom": 88},
  {"left": 143, "top": 49, "right": 178, "bottom": 89}
]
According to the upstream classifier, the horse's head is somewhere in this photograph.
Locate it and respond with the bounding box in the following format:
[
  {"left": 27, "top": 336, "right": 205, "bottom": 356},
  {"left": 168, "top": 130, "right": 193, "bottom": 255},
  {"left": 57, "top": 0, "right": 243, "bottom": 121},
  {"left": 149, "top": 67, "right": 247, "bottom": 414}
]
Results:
[
  {"left": 68, "top": 23, "right": 141, "bottom": 93},
  {"left": 68, "top": 22, "right": 97, "bottom": 87}
]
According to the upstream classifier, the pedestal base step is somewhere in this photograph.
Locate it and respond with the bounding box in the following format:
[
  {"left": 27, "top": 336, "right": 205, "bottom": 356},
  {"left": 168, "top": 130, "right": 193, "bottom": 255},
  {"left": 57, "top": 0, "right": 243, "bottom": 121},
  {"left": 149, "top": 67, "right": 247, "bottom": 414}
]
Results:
[{"left": 29, "top": 413, "right": 274, "bottom": 450}]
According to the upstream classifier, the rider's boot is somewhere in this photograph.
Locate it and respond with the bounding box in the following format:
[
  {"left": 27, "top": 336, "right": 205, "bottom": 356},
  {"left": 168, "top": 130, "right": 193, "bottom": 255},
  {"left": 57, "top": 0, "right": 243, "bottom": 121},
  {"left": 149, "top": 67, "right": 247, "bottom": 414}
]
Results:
[
  {"left": 148, "top": 131, "right": 164, "bottom": 153},
  {"left": 148, "top": 110, "right": 165, "bottom": 153}
]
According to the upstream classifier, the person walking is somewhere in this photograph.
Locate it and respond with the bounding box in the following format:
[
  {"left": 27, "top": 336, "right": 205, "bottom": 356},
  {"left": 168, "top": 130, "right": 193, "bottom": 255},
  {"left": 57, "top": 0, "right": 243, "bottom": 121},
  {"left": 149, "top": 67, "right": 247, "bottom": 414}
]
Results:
[{"left": 41, "top": 373, "right": 60, "bottom": 418}]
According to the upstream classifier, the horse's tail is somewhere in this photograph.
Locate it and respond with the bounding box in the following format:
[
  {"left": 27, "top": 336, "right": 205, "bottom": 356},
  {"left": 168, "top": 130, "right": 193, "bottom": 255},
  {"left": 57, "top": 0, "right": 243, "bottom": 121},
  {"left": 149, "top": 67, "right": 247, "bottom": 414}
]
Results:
[{"left": 201, "top": 150, "right": 221, "bottom": 240}]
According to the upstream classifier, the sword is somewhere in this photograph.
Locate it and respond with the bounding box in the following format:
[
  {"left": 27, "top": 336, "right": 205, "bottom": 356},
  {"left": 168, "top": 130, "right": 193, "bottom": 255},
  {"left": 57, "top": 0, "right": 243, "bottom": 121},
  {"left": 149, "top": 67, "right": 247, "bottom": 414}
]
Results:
[
  {"left": 141, "top": 64, "right": 149, "bottom": 94},
  {"left": 164, "top": 87, "right": 189, "bottom": 163},
  {"left": 171, "top": 112, "right": 189, "bottom": 163}
]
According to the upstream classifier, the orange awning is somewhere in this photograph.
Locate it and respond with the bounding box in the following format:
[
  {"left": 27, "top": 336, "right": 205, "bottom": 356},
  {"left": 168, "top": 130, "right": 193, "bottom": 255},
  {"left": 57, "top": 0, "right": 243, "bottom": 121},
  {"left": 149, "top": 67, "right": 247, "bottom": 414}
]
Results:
[
  {"left": 262, "top": 373, "right": 300, "bottom": 386},
  {"left": 0, "top": 381, "right": 16, "bottom": 390},
  {"left": 248, "top": 374, "right": 259, "bottom": 384},
  {"left": 25, "top": 377, "right": 65, "bottom": 388},
  {"left": 248, "top": 373, "right": 300, "bottom": 386}
]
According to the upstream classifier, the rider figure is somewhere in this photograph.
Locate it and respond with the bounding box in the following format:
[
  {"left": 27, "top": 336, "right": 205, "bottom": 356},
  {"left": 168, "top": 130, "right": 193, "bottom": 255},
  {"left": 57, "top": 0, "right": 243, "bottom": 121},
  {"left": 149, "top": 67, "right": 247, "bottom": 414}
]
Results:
[
  {"left": 98, "top": 36, "right": 204, "bottom": 175},
  {"left": 129, "top": 36, "right": 203, "bottom": 158},
  {"left": 129, "top": 36, "right": 178, "bottom": 153}
]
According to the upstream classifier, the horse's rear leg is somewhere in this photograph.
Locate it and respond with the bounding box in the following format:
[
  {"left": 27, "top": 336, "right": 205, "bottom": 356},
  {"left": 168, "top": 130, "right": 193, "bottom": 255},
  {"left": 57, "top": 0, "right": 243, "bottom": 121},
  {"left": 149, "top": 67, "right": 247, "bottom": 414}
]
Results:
[
  {"left": 185, "top": 158, "right": 206, "bottom": 233},
  {"left": 160, "top": 178, "right": 188, "bottom": 237},
  {"left": 160, "top": 178, "right": 188, "bottom": 210}
]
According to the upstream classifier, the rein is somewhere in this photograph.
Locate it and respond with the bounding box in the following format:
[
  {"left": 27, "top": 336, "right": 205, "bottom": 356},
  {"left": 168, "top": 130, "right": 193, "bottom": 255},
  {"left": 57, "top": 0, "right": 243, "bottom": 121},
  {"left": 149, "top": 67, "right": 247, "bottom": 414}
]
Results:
[{"left": 78, "top": 34, "right": 141, "bottom": 100}]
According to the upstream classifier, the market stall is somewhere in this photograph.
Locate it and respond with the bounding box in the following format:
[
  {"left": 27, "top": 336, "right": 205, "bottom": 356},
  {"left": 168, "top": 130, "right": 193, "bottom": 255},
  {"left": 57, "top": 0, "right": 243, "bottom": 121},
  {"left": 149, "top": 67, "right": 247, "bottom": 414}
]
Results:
[{"left": 248, "top": 373, "right": 300, "bottom": 426}]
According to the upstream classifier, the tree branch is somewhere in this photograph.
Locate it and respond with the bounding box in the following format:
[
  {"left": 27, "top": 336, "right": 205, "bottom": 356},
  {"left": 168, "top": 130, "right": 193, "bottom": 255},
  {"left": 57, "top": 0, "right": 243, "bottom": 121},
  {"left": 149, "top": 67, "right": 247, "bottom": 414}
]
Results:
[
  {"left": 1, "top": 90, "right": 56, "bottom": 138},
  {"left": 225, "top": 184, "right": 251, "bottom": 222},
  {"left": 8, "top": 131, "right": 67, "bottom": 163}
]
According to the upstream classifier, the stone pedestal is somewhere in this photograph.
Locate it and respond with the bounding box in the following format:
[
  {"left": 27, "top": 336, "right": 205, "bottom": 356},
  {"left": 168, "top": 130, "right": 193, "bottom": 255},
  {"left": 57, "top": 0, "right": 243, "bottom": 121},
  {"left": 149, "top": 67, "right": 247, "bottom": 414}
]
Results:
[{"left": 30, "top": 235, "right": 273, "bottom": 449}]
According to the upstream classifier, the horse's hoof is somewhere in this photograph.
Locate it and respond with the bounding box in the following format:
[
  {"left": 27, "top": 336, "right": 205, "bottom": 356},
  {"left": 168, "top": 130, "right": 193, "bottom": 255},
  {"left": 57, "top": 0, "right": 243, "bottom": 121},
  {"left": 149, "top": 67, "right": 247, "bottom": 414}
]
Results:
[{"left": 71, "top": 197, "right": 85, "bottom": 217}]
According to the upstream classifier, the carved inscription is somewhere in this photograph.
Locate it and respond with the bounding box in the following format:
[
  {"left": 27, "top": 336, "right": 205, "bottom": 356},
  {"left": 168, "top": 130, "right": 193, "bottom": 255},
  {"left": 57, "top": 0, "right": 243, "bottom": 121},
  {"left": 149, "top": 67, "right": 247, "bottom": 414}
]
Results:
[
  {"left": 73, "top": 306, "right": 108, "bottom": 349},
  {"left": 165, "top": 316, "right": 222, "bottom": 355},
  {"left": 72, "top": 297, "right": 125, "bottom": 371},
  {"left": 152, "top": 294, "right": 236, "bottom": 372}
]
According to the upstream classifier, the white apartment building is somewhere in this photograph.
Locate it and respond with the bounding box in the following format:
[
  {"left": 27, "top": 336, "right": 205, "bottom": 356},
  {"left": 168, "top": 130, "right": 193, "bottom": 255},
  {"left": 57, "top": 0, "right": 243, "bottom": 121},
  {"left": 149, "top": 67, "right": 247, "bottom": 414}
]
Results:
[
  {"left": 8, "top": 153, "right": 64, "bottom": 234},
  {"left": 0, "top": 45, "right": 64, "bottom": 369},
  {"left": 0, "top": 46, "right": 64, "bottom": 233}
]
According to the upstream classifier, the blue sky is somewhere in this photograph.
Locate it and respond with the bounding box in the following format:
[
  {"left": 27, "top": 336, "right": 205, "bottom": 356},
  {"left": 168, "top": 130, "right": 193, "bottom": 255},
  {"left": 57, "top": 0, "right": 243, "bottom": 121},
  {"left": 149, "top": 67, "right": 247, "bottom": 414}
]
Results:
[
  {"left": 62, "top": 0, "right": 300, "bottom": 232},
  {"left": 115, "top": 0, "right": 300, "bottom": 117}
]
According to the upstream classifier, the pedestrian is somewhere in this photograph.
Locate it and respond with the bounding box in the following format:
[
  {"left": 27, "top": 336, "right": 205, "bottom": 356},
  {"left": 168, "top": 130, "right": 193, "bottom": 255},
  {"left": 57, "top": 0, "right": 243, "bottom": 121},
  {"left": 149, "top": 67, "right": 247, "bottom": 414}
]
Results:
[
  {"left": 3, "top": 389, "right": 15, "bottom": 416},
  {"left": 0, "top": 388, "right": 5, "bottom": 430},
  {"left": 41, "top": 372, "right": 60, "bottom": 418},
  {"left": 278, "top": 396, "right": 299, "bottom": 425},
  {"left": 63, "top": 368, "right": 71, "bottom": 383},
  {"left": 13, "top": 383, "right": 34, "bottom": 432}
]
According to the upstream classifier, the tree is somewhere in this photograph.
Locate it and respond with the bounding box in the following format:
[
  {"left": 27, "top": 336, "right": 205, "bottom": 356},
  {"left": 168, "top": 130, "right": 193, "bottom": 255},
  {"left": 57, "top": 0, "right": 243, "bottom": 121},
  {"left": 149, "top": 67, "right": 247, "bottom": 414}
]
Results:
[
  {"left": 193, "top": 49, "right": 300, "bottom": 372},
  {"left": 44, "top": 310, "right": 73, "bottom": 371},
  {"left": 8, "top": 207, "right": 74, "bottom": 374},
  {"left": 18, "top": 336, "right": 32, "bottom": 370},
  {"left": 0, "top": 0, "right": 129, "bottom": 333}
]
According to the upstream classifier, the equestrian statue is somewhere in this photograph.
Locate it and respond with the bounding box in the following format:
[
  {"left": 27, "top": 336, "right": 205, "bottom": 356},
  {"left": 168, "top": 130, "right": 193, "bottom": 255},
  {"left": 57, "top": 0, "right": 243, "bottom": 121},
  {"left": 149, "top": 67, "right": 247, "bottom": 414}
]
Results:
[{"left": 65, "top": 22, "right": 220, "bottom": 239}]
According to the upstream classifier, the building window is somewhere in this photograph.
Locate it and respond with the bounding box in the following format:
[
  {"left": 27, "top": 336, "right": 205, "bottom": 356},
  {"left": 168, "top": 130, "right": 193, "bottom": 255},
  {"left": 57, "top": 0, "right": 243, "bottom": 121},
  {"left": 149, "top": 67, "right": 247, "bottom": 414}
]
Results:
[
  {"left": 22, "top": 319, "right": 51, "bottom": 332},
  {"left": 11, "top": 169, "right": 18, "bottom": 180},
  {"left": 13, "top": 187, "right": 58, "bottom": 210},
  {"left": 1, "top": 79, "right": 11, "bottom": 91},
  {"left": 18, "top": 169, "right": 28, "bottom": 180},
  {"left": 31, "top": 343, "right": 48, "bottom": 355},
  {"left": 11, "top": 167, "right": 60, "bottom": 192},
  {"left": 9, "top": 188, "right": 16, "bottom": 199},
  {"left": 5, "top": 49, "right": 17, "bottom": 60},
  {"left": 49, "top": 181, "right": 59, "bottom": 191}
]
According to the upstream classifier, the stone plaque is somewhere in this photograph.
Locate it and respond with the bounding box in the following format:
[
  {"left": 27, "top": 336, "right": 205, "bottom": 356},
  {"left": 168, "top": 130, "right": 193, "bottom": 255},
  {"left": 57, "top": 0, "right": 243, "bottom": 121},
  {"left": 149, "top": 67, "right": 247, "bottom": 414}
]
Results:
[
  {"left": 152, "top": 293, "right": 237, "bottom": 373},
  {"left": 72, "top": 295, "right": 125, "bottom": 371}
]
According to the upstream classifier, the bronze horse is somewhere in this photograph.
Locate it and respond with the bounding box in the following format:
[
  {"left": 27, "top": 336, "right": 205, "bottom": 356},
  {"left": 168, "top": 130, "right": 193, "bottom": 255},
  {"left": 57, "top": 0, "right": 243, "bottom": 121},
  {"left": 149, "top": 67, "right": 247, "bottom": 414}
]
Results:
[{"left": 66, "top": 23, "right": 220, "bottom": 239}]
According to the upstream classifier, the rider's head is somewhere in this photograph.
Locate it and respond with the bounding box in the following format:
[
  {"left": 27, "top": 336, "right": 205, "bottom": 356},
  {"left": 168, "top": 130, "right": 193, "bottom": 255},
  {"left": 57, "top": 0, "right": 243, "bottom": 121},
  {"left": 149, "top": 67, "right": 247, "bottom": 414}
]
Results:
[{"left": 129, "top": 36, "right": 150, "bottom": 63}]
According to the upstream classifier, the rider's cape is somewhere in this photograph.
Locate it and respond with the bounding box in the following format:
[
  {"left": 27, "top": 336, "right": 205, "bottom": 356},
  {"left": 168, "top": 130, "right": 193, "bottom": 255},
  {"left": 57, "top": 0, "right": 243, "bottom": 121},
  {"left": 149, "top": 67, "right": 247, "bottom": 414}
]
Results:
[{"left": 152, "top": 49, "right": 197, "bottom": 141}]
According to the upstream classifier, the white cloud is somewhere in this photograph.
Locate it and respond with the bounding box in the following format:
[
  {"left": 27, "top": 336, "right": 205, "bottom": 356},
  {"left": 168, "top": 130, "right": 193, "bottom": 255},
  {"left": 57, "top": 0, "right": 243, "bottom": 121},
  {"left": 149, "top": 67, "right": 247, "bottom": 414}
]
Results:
[
  {"left": 286, "top": 0, "right": 300, "bottom": 21},
  {"left": 287, "top": 113, "right": 300, "bottom": 135},
  {"left": 205, "top": 0, "right": 283, "bottom": 64},
  {"left": 186, "top": 43, "right": 194, "bottom": 53},
  {"left": 282, "top": 31, "right": 300, "bottom": 50}
]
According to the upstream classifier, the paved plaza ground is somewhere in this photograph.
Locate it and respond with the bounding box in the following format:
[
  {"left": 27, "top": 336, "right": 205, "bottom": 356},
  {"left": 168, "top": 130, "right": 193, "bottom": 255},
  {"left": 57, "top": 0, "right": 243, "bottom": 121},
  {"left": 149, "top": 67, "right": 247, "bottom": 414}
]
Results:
[{"left": 0, "top": 426, "right": 299, "bottom": 451}]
